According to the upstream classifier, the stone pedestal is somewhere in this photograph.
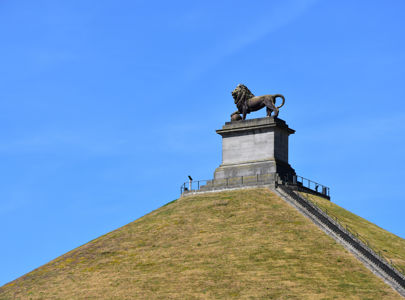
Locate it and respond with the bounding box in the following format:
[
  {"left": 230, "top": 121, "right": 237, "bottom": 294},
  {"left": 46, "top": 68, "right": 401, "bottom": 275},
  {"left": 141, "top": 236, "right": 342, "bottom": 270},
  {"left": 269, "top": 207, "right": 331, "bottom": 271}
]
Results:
[{"left": 214, "top": 117, "right": 295, "bottom": 181}]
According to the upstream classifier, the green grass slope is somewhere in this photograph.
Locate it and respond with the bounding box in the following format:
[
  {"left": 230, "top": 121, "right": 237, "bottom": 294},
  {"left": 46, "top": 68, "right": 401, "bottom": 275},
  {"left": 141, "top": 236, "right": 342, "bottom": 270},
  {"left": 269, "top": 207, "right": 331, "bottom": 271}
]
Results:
[
  {"left": 301, "top": 192, "right": 405, "bottom": 276},
  {"left": 1, "top": 189, "right": 403, "bottom": 299}
]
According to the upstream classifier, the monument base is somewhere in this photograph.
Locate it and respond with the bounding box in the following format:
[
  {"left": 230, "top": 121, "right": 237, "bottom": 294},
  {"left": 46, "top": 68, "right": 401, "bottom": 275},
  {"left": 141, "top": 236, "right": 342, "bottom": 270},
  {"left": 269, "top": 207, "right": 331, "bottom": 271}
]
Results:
[
  {"left": 214, "top": 159, "right": 295, "bottom": 181},
  {"left": 213, "top": 117, "right": 296, "bottom": 183}
]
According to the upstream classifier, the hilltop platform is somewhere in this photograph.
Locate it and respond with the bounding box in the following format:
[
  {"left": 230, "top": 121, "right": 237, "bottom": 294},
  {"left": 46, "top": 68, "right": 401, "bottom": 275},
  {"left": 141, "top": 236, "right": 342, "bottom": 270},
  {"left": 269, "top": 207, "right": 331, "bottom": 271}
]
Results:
[{"left": 180, "top": 117, "right": 330, "bottom": 199}]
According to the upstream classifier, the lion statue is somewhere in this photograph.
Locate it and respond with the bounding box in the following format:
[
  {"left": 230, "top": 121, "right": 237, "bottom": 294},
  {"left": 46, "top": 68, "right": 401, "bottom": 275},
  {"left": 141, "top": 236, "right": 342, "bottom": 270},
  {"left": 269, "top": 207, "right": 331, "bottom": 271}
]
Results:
[{"left": 230, "top": 84, "right": 285, "bottom": 121}]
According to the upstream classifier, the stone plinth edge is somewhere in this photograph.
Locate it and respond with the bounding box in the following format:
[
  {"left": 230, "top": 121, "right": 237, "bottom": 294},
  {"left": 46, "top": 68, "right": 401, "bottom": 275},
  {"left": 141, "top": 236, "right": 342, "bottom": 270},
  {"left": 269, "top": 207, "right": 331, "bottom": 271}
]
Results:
[{"left": 216, "top": 117, "right": 295, "bottom": 136}]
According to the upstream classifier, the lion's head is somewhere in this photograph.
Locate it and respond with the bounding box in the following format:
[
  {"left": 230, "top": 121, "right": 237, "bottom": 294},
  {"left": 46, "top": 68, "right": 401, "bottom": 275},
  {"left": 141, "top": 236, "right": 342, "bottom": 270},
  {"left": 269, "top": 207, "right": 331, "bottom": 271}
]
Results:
[{"left": 231, "top": 84, "right": 255, "bottom": 105}]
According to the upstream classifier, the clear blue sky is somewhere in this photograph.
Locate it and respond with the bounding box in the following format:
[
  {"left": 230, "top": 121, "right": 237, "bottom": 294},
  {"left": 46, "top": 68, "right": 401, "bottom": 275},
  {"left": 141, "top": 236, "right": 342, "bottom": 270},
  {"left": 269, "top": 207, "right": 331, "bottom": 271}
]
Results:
[{"left": 1, "top": 0, "right": 405, "bottom": 286}]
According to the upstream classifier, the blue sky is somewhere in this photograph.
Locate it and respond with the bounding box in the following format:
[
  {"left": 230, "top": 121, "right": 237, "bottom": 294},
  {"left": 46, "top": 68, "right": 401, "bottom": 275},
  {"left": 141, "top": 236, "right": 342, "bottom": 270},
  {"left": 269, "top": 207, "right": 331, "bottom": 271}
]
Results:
[{"left": 1, "top": 0, "right": 405, "bottom": 286}]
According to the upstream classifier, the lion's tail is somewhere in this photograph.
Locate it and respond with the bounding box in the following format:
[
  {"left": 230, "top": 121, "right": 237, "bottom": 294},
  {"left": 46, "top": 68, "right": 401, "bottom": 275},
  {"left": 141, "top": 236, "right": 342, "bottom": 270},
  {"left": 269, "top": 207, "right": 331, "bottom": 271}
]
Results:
[{"left": 274, "top": 94, "right": 285, "bottom": 109}]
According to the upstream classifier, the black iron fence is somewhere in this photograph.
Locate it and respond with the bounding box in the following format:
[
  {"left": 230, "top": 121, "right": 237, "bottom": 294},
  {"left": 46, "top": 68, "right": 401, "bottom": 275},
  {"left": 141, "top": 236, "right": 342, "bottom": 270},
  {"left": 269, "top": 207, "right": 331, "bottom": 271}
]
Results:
[
  {"left": 296, "top": 175, "right": 329, "bottom": 195},
  {"left": 180, "top": 173, "right": 330, "bottom": 199},
  {"left": 283, "top": 175, "right": 330, "bottom": 199},
  {"left": 180, "top": 179, "right": 210, "bottom": 194},
  {"left": 180, "top": 174, "right": 275, "bottom": 195}
]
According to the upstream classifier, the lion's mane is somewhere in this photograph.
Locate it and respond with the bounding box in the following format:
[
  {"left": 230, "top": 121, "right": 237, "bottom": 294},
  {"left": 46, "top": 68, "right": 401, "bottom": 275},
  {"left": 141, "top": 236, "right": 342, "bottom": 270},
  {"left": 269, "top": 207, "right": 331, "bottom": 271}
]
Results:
[{"left": 232, "top": 84, "right": 255, "bottom": 114}]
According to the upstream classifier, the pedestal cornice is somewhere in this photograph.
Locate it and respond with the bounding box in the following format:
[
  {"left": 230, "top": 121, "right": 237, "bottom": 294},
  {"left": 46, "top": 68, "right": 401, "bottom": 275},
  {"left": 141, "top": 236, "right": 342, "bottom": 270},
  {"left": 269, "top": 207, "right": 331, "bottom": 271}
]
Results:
[{"left": 216, "top": 117, "right": 295, "bottom": 136}]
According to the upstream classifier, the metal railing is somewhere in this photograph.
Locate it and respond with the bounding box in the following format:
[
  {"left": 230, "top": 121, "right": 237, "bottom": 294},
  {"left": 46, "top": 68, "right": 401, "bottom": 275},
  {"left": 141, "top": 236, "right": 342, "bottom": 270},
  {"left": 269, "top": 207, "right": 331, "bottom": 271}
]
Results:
[
  {"left": 180, "top": 174, "right": 275, "bottom": 195},
  {"left": 180, "top": 179, "right": 210, "bottom": 194},
  {"left": 180, "top": 173, "right": 330, "bottom": 199},
  {"left": 278, "top": 184, "right": 405, "bottom": 291},
  {"left": 281, "top": 174, "right": 330, "bottom": 198},
  {"left": 295, "top": 175, "right": 330, "bottom": 197}
]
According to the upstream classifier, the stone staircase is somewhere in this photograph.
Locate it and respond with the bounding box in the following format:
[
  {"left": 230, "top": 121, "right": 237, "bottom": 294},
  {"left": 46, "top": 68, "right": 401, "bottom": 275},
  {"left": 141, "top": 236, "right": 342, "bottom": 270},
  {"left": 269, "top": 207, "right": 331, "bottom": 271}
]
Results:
[{"left": 275, "top": 184, "right": 405, "bottom": 297}]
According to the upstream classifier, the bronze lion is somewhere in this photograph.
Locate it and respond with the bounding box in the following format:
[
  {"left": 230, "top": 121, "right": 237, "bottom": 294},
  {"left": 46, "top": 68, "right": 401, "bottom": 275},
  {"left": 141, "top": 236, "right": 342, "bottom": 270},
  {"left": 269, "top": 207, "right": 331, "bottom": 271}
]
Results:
[{"left": 231, "top": 84, "right": 285, "bottom": 121}]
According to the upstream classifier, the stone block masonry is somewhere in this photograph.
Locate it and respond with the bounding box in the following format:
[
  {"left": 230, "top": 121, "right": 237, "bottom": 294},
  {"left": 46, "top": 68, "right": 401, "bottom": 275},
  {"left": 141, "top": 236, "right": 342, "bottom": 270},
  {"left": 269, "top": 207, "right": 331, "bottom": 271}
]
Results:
[{"left": 214, "top": 117, "right": 296, "bottom": 181}]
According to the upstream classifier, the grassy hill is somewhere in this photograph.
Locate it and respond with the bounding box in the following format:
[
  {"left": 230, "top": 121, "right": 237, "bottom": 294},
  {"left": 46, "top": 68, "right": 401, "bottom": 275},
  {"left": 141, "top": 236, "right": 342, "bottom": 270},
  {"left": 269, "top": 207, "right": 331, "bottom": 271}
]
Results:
[{"left": 1, "top": 188, "right": 404, "bottom": 299}]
